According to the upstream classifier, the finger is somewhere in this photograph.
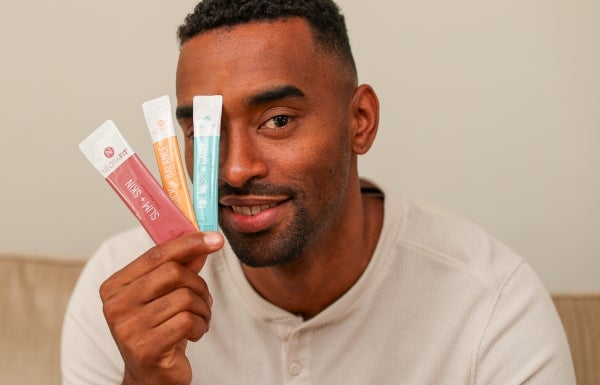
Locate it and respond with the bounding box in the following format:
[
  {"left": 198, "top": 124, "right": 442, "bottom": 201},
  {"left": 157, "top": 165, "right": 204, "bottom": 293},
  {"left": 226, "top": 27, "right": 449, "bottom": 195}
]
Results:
[
  {"left": 179, "top": 231, "right": 224, "bottom": 274},
  {"left": 136, "top": 232, "right": 223, "bottom": 276},
  {"left": 142, "top": 286, "right": 212, "bottom": 330},
  {"left": 103, "top": 260, "right": 212, "bottom": 325},
  {"left": 101, "top": 232, "right": 223, "bottom": 298},
  {"left": 151, "top": 311, "right": 210, "bottom": 349},
  {"left": 138, "top": 261, "right": 211, "bottom": 306},
  {"left": 115, "top": 313, "right": 204, "bottom": 370}
]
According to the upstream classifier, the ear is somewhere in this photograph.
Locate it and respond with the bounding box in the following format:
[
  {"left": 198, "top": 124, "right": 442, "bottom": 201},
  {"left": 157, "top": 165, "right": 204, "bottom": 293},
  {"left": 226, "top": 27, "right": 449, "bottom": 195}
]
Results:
[{"left": 349, "top": 84, "right": 380, "bottom": 155}]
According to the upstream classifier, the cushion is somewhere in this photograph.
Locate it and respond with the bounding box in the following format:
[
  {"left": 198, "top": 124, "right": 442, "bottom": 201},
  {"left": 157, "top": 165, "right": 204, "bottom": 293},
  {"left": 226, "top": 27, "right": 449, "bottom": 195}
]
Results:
[
  {"left": 0, "top": 255, "right": 84, "bottom": 385},
  {"left": 553, "top": 294, "right": 600, "bottom": 385}
]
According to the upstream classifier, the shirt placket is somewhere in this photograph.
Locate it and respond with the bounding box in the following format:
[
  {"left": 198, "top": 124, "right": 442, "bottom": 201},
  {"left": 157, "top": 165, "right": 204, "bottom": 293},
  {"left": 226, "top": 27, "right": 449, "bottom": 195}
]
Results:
[{"left": 280, "top": 323, "right": 312, "bottom": 384}]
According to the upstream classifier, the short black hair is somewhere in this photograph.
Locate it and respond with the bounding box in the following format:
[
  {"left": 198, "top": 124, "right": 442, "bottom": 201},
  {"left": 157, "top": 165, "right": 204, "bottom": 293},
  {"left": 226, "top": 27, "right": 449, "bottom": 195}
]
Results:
[{"left": 177, "top": 0, "right": 357, "bottom": 78}]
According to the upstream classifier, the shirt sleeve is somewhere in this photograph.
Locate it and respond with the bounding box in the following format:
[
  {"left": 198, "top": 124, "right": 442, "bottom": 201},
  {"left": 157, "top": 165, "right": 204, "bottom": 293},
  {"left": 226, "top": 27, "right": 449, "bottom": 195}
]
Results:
[{"left": 474, "top": 261, "right": 576, "bottom": 385}]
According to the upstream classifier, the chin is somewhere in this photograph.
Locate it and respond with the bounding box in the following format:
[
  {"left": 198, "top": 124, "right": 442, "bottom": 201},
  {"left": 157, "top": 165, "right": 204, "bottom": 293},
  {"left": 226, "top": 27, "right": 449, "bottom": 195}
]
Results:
[{"left": 223, "top": 229, "right": 307, "bottom": 268}]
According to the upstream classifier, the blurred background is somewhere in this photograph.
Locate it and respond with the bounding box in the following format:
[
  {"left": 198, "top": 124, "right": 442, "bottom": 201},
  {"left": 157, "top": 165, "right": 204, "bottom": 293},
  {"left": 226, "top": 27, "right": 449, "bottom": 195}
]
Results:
[{"left": 0, "top": 0, "right": 598, "bottom": 292}]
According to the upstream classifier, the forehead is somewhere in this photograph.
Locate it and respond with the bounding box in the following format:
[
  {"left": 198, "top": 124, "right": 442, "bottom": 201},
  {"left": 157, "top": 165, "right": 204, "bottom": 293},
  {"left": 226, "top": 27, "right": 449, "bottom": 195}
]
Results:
[{"left": 176, "top": 18, "right": 337, "bottom": 107}]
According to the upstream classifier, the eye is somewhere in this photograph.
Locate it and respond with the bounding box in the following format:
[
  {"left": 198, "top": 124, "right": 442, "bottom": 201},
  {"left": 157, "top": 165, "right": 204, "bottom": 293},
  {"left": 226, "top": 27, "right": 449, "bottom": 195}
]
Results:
[
  {"left": 183, "top": 125, "right": 194, "bottom": 139},
  {"left": 177, "top": 119, "right": 194, "bottom": 139},
  {"left": 262, "top": 115, "right": 292, "bottom": 130}
]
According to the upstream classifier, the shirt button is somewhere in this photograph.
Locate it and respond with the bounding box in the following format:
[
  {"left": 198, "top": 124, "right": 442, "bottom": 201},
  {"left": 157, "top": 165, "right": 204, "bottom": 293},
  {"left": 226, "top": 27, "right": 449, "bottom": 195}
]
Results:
[{"left": 288, "top": 362, "right": 302, "bottom": 376}]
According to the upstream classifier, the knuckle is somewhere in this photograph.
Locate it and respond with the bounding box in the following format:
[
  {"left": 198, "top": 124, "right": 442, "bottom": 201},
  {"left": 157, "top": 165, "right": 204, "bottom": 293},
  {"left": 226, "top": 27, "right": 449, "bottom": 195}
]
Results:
[
  {"left": 178, "top": 287, "right": 197, "bottom": 308},
  {"left": 99, "top": 279, "right": 114, "bottom": 302},
  {"left": 133, "top": 274, "right": 148, "bottom": 292},
  {"left": 154, "top": 296, "right": 172, "bottom": 314},
  {"left": 101, "top": 294, "right": 122, "bottom": 319},
  {"left": 177, "top": 311, "right": 197, "bottom": 330},
  {"left": 101, "top": 300, "right": 114, "bottom": 319},
  {"left": 176, "top": 311, "right": 208, "bottom": 342},
  {"left": 111, "top": 317, "right": 140, "bottom": 345},
  {"left": 143, "top": 245, "right": 168, "bottom": 265},
  {"left": 162, "top": 261, "right": 185, "bottom": 282}
]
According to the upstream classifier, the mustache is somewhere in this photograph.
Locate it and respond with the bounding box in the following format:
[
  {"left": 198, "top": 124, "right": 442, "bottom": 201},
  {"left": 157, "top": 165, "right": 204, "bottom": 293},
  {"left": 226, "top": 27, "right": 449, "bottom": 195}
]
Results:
[{"left": 219, "top": 182, "right": 298, "bottom": 198}]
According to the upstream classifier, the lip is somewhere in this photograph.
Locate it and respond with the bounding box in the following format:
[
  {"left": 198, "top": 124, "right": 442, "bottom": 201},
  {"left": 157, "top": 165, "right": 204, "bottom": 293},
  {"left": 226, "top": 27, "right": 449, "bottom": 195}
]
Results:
[{"left": 219, "top": 195, "right": 290, "bottom": 233}]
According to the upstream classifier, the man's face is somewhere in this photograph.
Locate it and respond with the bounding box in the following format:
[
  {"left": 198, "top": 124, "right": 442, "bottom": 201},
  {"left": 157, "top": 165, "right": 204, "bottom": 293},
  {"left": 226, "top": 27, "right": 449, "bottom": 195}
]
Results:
[{"left": 176, "top": 19, "right": 356, "bottom": 267}]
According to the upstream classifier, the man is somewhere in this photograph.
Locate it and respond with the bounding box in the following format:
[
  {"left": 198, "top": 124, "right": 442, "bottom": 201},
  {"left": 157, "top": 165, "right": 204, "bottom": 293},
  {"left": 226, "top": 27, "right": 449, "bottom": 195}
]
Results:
[{"left": 62, "top": 0, "right": 576, "bottom": 384}]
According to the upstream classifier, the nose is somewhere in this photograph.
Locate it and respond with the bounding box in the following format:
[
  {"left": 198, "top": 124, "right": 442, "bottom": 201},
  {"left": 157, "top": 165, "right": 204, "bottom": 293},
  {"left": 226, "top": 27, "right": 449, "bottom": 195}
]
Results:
[{"left": 219, "top": 127, "right": 268, "bottom": 188}]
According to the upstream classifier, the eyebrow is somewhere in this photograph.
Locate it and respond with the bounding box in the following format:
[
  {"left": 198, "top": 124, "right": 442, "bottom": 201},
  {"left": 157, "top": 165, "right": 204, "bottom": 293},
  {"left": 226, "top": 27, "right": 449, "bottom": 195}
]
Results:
[
  {"left": 244, "top": 84, "right": 306, "bottom": 107},
  {"left": 175, "top": 85, "right": 306, "bottom": 120},
  {"left": 175, "top": 105, "right": 193, "bottom": 120}
]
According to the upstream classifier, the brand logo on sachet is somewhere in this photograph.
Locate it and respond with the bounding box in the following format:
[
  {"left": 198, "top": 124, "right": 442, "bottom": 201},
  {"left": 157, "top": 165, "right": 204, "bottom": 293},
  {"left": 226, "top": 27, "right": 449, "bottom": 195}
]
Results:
[
  {"left": 104, "top": 147, "right": 115, "bottom": 158},
  {"left": 158, "top": 119, "right": 165, "bottom": 128}
]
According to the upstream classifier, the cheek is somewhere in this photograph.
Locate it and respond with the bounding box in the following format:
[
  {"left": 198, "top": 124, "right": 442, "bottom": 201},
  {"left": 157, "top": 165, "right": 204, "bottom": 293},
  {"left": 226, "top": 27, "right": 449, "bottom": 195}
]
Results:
[
  {"left": 313, "top": 130, "right": 352, "bottom": 186},
  {"left": 272, "top": 134, "right": 349, "bottom": 189}
]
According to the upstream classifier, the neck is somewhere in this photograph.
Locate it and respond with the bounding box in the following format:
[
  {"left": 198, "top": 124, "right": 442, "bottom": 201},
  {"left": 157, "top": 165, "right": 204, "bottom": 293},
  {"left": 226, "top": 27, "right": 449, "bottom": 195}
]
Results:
[{"left": 241, "top": 179, "right": 383, "bottom": 319}]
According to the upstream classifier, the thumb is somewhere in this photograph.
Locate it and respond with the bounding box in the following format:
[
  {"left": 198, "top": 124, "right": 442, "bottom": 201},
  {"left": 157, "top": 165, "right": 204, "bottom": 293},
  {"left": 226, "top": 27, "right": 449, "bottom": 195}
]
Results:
[{"left": 184, "top": 232, "right": 224, "bottom": 273}]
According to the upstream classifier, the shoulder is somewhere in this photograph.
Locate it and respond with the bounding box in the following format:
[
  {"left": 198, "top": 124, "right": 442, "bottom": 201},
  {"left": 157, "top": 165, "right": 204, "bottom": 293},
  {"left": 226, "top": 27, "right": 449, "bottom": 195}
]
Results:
[
  {"left": 373, "top": 184, "right": 575, "bottom": 382},
  {"left": 381, "top": 187, "right": 524, "bottom": 289}
]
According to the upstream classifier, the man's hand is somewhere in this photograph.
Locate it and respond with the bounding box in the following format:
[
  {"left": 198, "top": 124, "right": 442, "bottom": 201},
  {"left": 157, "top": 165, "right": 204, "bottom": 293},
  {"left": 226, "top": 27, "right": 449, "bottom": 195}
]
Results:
[{"left": 99, "top": 232, "right": 224, "bottom": 385}]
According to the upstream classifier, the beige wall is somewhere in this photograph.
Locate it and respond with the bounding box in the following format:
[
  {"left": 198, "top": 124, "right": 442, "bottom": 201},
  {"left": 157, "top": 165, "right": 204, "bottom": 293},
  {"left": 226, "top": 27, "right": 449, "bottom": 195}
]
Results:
[{"left": 0, "top": 0, "right": 598, "bottom": 292}]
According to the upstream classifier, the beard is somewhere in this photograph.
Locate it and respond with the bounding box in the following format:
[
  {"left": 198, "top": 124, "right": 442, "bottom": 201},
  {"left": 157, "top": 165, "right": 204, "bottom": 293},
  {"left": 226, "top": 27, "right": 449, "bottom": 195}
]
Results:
[
  {"left": 218, "top": 176, "right": 347, "bottom": 268},
  {"left": 220, "top": 202, "right": 312, "bottom": 267}
]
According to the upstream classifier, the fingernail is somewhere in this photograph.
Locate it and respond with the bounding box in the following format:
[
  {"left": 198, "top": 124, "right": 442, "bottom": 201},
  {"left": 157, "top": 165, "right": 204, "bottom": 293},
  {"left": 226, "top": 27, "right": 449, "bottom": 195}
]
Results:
[{"left": 204, "top": 232, "right": 222, "bottom": 247}]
